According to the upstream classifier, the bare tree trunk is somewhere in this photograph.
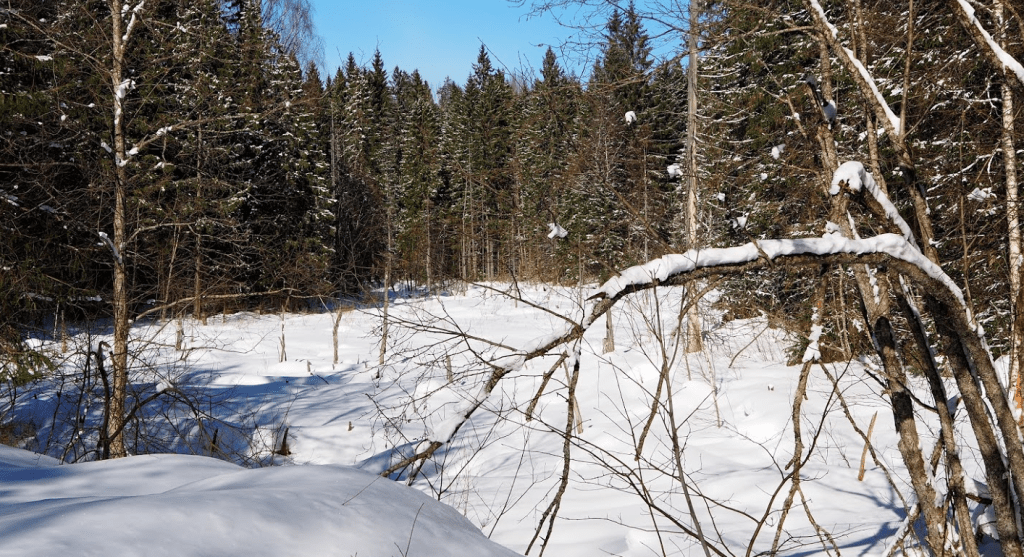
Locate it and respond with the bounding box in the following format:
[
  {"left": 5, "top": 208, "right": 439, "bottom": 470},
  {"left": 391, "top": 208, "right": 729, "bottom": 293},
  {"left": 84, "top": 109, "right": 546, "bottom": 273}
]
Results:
[
  {"left": 380, "top": 261, "right": 389, "bottom": 366},
  {"left": 946, "top": 0, "right": 1024, "bottom": 416},
  {"left": 946, "top": 0, "right": 1024, "bottom": 417},
  {"left": 425, "top": 199, "right": 433, "bottom": 292},
  {"left": 380, "top": 199, "right": 394, "bottom": 365},
  {"left": 330, "top": 98, "right": 338, "bottom": 198},
  {"left": 461, "top": 178, "right": 470, "bottom": 284},
  {"left": 194, "top": 219, "right": 203, "bottom": 324},
  {"left": 811, "top": 43, "right": 945, "bottom": 545},
  {"left": 685, "top": 0, "right": 703, "bottom": 353},
  {"left": 486, "top": 231, "right": 494, "bottom": 282},
  {"left": 161, "top": 227, "right": 179, "bottom": 322},
  {"left": 804, "top": 0, "right": 939, "bottom": 264},
  {"left": 330, "top": 90, "right": 339, "bottom": 290},
  {"left": 929, "top": 301, "right": 1024, "bottom": 554},
  {"left": 862, "top": 296, "right": 947, "bottom": 553},
  {"left": 893, "top": 288, "right": 981, "bottom": 557},
  {"left": 175, "top": 318, "right": 184, "bottom": 352},
  {"left": 107, "top": 0, "right": 131, "bottom": 459},
  {"left": 279, "top": 313, "right": 287, "bottom": 363},
  {"left": 333, "top": 309, "right": 342, "bottom": 366},
  {"left": 602, "top": 309, "right": 614, "bottom": 354}
]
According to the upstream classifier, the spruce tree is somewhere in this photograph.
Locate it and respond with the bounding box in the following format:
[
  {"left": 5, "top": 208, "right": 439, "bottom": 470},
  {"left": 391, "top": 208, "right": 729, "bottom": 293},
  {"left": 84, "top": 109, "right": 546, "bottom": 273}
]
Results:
[
  {"left": 515, "top": 47, "right": 583, "bottom": 280},
  {"left": 331, "top": 53, "right": 385, "bottom": 293},
  {"left": 392, "top": 70, "right": 443, "bottom": 288},
  {"left": 0, "top": 1, "right": 93, "bottom": 379},
  {"left": 456, "top": 46, "right": 517, "bottom": 280},
  {"left": 576, "top": 3, "right": 661, "bottom": 275}
]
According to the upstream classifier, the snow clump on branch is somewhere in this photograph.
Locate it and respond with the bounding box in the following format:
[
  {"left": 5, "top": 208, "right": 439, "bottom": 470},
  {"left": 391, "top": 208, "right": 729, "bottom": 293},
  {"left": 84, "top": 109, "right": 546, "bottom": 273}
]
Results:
[
  {"left": 830, "top": 161, "right": 917, "bottom": 245},
  {"left": 547, "top": 223, "right": 568, "bottom": 239}
]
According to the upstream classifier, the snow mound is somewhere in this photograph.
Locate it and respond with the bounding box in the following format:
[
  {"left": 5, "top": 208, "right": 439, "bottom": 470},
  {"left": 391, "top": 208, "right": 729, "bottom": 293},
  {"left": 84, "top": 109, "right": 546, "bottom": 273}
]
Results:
[{"left": 0, "top": 445, "right": 522, "bottom": 557}]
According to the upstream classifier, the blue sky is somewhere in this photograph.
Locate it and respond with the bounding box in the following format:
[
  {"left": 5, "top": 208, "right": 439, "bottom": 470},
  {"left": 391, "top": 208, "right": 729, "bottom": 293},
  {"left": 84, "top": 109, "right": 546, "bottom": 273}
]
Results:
[{"left": 307, "top": 0, "right": 591, "bottom": 90}]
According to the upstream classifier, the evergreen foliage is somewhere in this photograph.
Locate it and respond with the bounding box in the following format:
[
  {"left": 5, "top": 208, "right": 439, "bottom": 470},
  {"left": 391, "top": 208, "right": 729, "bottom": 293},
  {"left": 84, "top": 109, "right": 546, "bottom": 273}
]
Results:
[{"left": 0, "top": 0, "right": 1021, "bottom": 366}]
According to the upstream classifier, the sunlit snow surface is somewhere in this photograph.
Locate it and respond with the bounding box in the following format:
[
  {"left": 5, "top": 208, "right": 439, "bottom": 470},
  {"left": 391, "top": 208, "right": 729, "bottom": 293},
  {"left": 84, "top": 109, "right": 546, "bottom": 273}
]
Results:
[
  {"left": 2, "top": 284, "right": 1005, "bottom": 556},
  {"left": 0, "top": 445, "right": 522, "bottom": 557}
]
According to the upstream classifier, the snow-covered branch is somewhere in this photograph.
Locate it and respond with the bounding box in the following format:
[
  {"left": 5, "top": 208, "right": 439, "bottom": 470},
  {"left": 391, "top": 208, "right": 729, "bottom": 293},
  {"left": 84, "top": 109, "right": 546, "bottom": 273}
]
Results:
[
  {"left": 803, "top": 305, "right": 824, "bottom": 363},
  {"left": 383, "top": 231, "right": 986, "bottom": 479},
  {"left": 116, "top": 115, "right": 246, "bottom": 168},
  {"left": 804, "top": 0, "right": 901, "bottom": 136},
  {"left": 593, "top": 234, "right": 957, "bottom": 306},
  {"left": 952, "top": 0, "right": 1024, "bottom": 87},
  {"left": 831, "top": 161, "right": 917, "bottom": 245},
  {"left": 547, "top": 222, "right": 568, "bottom": 239},
  {"left": 115, "top": 78, "right": 135, "bottom": 102},
  {"left": 122, "top": 1, "right": 146, "bottom": 44},
  {"left": 98, "top": 231, "right": 123, "bottom": 267}
]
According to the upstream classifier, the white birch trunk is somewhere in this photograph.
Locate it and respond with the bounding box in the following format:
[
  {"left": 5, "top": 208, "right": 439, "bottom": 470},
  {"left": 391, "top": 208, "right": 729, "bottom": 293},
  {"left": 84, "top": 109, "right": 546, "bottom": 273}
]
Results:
[{"left": 996, "top": 0, "right": 1023, "bottom": 417}]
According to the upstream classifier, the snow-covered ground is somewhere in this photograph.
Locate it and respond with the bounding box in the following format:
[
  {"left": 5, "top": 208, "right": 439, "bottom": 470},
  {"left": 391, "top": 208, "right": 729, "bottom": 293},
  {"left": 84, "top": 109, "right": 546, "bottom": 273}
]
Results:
[
  {"left": 1, "top": 283, "right": 988, "bottom": 556},
  {"left": 0, "top": 446, "right": 520, "bottom": 557}
]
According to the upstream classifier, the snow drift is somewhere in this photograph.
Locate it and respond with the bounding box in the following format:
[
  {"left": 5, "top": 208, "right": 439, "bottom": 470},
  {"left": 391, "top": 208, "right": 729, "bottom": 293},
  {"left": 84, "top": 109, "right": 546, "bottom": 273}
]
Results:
[{"left": 0, "top": 445, "right": 522, "bottom": 557}]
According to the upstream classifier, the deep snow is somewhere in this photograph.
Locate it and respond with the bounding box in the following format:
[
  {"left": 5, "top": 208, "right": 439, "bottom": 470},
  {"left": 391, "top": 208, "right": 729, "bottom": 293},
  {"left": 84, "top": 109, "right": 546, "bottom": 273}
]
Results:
[
  {"left": 0, "top": 445, "right": 522, "bottom": 557},
  {"left": 1, "top": 282, "right": 998, "bottom": 556}
]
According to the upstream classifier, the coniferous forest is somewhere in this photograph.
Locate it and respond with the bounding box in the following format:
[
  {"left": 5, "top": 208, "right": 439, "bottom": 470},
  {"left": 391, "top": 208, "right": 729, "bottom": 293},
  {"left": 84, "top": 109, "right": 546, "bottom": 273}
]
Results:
[
  {"left": 1, "top": 1, "right": 690, "bottom": 322},
  {"left": 5, "top": 0, "right": 1024, "bottom": 554},
  {"left": 5, "top": 0, "right": 1019, "bottom": 358}
]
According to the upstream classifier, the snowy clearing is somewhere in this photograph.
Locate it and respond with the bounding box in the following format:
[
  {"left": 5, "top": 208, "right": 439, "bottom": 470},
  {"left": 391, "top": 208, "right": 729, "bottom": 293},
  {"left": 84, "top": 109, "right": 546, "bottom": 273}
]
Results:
[{"left": 2, "top": 283, "right": 1000, "bottom": 556}]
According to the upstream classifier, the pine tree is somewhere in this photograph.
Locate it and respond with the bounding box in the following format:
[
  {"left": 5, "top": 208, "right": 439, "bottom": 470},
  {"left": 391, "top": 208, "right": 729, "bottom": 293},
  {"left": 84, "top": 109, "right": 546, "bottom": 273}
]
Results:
[
  {"left": 591, "top": 2, "right": 654, "bottom": 111},
  {"left": 436, "top": 77, "right": 471, "bottom": 282},
  {"left": 146, "top": 0, "right": 249, "bottom": 317}
]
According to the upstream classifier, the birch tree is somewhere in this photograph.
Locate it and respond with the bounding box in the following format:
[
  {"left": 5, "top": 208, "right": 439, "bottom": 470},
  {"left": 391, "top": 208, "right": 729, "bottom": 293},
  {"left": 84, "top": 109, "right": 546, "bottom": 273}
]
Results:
[{"left": 950, "top": 0, "right": 1024, "bottom": 417}]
